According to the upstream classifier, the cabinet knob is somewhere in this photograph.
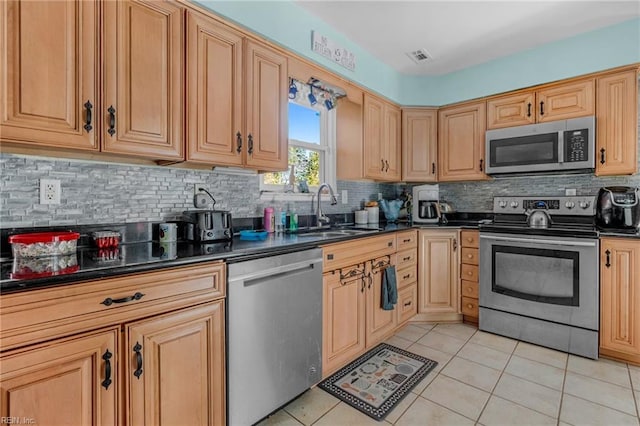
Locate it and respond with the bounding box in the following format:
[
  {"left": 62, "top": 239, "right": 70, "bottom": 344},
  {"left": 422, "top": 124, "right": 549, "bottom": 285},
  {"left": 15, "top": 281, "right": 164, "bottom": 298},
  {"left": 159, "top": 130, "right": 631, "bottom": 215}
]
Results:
[
  {"left": 467, "top": 271, "right": 473, "bottom": 276},
  {"left": 467, "top": 254, "right": 473, "bottom": 259},
  {"left": 467, "top": 304, "right": 473, "bottom": 309}
]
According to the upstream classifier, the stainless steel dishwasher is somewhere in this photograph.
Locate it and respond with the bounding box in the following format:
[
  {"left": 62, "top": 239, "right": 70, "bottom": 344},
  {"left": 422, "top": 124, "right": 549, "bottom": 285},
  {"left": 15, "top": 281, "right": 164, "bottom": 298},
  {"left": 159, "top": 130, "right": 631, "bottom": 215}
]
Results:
[{"left": 227, "top": 248, "right": 323, "bottom": 426}]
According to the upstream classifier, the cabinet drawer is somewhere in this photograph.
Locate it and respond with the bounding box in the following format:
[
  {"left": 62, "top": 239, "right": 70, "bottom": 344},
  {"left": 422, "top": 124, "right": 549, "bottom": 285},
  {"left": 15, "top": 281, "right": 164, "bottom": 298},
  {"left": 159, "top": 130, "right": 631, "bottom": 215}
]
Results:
[
  {"left": 397, "top": 284, "right": 418, "bottom": 325},
  {"left": 461, "top": 264, "right": 478, "bottom": 282},
  {"left": 396, "top": 266, "right": 417, "bottom": 289},
  {"left": 0, "top": 262, "right": 225, "bottom": 351},
  {"left": 460, "top": 230, "right": 479, "bottom": 248},
  {"left": 461, "top": 296, "right": 479, "bottom": 318},
  {"left": 461, "top": 247, "right": 479, "bottom": 265},
  {"left": 396, "top": 230, "right": 418, "bottom": 251},
  {"left": 461, "top": 280, "right": 478, "bottom": 299},
  {"left": 395, "top": 249, "right": 417, "bottom": 270},
  {"left": 322, "top": 234, "right": 396, "bottom": 272}
]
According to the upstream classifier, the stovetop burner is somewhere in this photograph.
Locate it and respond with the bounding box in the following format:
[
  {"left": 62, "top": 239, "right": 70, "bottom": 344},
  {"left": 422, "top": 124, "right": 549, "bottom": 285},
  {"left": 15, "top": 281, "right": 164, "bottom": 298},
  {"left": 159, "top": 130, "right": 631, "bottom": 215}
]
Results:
[{"left": 481, "top": 195, "right": 598, "bottom": 238}]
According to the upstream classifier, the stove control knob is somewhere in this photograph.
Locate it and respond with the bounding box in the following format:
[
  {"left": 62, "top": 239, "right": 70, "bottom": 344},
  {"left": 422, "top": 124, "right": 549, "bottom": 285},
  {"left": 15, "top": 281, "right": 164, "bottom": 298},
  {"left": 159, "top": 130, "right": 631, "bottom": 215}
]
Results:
[
  {"left": 498, "top": 201, "right": 507, "bottom": 208},
  {"left": 565, "top": 201, "right": 575, "bottom": 209},
  {"left": 510, "top": 201, "right": 519, "bottom": 208},
  {"left": 579, "top": 201, "right": 590, "bottom": 209}
]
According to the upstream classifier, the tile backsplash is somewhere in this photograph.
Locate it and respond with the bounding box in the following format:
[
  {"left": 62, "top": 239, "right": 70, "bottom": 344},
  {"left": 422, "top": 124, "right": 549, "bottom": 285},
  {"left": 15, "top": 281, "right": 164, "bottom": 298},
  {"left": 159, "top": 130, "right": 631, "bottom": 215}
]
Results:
[{"left": 0, "top": 154, "right": 397, "bottom": 228}]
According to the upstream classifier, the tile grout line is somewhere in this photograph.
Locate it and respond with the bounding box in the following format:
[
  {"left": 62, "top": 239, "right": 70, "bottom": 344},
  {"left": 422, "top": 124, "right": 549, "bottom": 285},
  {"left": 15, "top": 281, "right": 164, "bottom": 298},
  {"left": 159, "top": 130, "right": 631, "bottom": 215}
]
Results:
[
  {"left": 556, "top": 346, "right": 570, "bottom": 426},
  {"left": 473, "top": 338, "right": 518, "bottom": 424}
]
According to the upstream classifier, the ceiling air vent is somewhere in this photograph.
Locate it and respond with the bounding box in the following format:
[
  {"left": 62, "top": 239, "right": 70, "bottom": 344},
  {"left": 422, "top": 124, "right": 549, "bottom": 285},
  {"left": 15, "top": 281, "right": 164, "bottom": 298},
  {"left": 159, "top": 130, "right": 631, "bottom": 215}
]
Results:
[{"left": 407, "top": 48, "right": 432, "bottom": 64}]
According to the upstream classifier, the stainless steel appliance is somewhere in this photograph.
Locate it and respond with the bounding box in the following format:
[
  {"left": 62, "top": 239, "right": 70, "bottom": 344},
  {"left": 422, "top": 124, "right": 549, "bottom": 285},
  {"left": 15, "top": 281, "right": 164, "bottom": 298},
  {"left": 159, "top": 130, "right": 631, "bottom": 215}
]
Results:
[
  {"left": 596, "top": 186, "right": 640, "bottom": 232},
  {"left": 485, "top": 116, "right": 595, "bottom": 176},
  {"left": 227, "top": 249, "right": 323, "bottom": 425},
  {"left": 182, "top": 210, "right": 232, "bottom": 242},
  {"left": 412, "top": 184, "right": 440, "bottom": 224},
  {"left": 479, "top": 195, "right": 599, "bottom": 359}
]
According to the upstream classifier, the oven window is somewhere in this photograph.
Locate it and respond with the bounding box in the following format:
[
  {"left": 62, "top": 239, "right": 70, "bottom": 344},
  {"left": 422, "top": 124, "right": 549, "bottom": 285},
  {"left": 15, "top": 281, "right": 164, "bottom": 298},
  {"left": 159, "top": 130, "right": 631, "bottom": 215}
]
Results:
[
  {"left": 490, "top": 133, "right": 558, "bottom": 167},
  {"left": 492, "top": 245, "right": 579, "bottom": 306}
]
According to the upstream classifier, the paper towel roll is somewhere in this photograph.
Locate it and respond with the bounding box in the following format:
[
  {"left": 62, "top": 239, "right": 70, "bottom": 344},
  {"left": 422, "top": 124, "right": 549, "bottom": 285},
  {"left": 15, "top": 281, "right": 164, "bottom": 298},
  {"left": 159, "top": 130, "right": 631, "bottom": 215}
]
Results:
[{"left": 366, "top": 206, "right": 379, "bottom": 224}]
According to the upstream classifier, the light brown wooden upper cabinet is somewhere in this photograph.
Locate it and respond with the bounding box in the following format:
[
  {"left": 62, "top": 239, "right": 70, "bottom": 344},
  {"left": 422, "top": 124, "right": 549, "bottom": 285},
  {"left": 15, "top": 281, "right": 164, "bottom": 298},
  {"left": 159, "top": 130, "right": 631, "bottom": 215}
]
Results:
[
  {"left": 402, "top": 108, "right": 438, "bottom": 182},
  {"left": 244, "top": 40, "right": 288, "bottom": 171},
  {"left": 363, "top": 94, "right": 401, "bottom": 181},
  {"left": 438, "top": 101, "right": 487, "bottom": 182},
  {"left": 102, "top": 0, "right": 184, "bottom": 160},
  {"left": 487, "top": 79, "right": 595, "bottom": 129},
  {"left": 0, "top": 0, "right": 99, "bottom": 150},
  {"left": 595, "top": 69, "right": 638, "bottom": 176},
  {"left": 186, "top": 10, "right": 288, "bottom": 172},
  {"left": 600, "top": 238, "right": 640, "bottom": 365}
]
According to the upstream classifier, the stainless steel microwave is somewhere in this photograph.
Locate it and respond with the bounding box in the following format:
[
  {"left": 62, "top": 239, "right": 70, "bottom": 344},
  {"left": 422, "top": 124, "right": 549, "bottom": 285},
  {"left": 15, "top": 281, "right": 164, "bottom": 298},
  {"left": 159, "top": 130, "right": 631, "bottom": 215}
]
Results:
[{"left": 485, "top": 116, "right": 595, "bottom": 176}]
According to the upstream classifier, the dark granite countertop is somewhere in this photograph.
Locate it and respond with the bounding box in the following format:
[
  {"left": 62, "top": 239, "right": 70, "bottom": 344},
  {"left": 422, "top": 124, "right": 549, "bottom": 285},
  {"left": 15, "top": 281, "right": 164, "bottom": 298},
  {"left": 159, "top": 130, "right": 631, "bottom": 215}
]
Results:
[
  {"left": 0, "top": 222, "right": 414, "bottom": 293},
  {"left": 4, "top": 213, "right": 634, "bottom": 294}
]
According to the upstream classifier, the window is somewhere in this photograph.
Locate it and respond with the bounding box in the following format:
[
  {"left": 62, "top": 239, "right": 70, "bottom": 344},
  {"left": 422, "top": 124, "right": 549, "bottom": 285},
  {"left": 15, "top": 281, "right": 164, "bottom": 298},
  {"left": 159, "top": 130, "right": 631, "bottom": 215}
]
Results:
[{"left": 261, "top": 89, "right": 336, "bottom": 195}]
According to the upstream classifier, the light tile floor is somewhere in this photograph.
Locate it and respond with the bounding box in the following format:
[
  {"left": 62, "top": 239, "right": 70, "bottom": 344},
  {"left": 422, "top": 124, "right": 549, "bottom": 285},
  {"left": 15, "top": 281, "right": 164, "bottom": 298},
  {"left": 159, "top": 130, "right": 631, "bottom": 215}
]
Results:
[{"left": 258, "top": 322, "right": 640, "bottom": 426}]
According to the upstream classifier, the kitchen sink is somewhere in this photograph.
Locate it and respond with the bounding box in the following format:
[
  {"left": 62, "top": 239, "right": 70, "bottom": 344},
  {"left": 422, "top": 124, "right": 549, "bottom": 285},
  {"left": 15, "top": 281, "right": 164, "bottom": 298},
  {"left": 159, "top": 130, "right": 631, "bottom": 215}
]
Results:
[{"left": 294, "top": 228, "right": 378, "bottom": 238}]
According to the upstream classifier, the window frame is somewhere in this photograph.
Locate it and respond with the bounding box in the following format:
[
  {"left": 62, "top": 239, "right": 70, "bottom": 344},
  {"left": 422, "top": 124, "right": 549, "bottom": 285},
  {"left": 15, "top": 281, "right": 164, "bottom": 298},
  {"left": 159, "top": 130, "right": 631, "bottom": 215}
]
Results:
[{"left": 260, "top": 98, "right": 337, "bottom": 197}]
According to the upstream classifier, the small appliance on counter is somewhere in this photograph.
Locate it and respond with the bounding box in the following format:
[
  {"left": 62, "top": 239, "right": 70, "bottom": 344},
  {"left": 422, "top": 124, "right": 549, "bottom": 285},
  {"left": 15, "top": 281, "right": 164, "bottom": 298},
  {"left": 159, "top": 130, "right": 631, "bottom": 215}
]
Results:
[
  {"left": 596, "top": 186, "right": 640, "bottom": 233},
  {"left": 182, "top": 210, "right": 232, "bottom": 242},
  {"left": 412, "top": 184, "right": 440, "bottom": 224}
]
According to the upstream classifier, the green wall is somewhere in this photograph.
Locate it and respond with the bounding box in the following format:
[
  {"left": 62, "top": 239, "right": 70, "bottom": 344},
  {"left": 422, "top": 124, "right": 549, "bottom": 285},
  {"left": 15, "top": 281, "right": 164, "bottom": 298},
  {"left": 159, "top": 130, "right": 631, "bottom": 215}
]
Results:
[{"left": 195, "top": 1, "right": 640, "bottom": 106}]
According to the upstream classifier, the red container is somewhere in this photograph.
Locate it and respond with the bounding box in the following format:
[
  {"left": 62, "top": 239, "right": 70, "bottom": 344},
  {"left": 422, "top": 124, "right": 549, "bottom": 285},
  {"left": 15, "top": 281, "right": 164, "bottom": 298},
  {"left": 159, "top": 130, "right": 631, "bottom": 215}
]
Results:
[{"left": 9, "top": 231, "right": 80, "bottom": 258}]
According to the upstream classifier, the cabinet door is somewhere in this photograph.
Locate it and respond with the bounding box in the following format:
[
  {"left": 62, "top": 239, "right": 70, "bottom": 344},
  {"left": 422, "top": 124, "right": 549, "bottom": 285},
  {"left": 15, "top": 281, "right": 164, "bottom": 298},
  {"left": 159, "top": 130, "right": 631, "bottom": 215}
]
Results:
[
  {"left": 244, "top": 40, "right": 288, "bottom": 172},
  {"left": 186, "top": 10, "right": 244, "bottom": 166},
  {"left": 323, "top": 270, "right": 366, "bottom": 376},
  {"left": 363, "top": 94, "right": 386, "bottom": 179},
  {"left": 383, "top": 103, "right": 402, "bottom": 181},
  {"left": 366, "top": 258, "right": 397, "bottom": 347},
  {"left": 438, "top": 102, "right": 487, "bottom": 182},
  {"left": 536, "top": 79, "right": 594, "bottom": 122},
  {"left": 418, "top": 230, "right": 459, "bottom": 315},
  {"left": 600, "top": 239, "right": 640, "bottom": 364},
  {"left": 126, "top": 301, "right": 225, "bottom": 426},
  {"left": 102, "top": 0, "right": 184, "bottom": 160},
  {"left": 486, "top": 92, "right": 535, "bottom": 129},
  {"left": 595, "top": 70, "right": 638, "bottom": 176},
  {"left": 0, "top": 328, "right": 118, "bottom": 425},
  {"left": 0, "top": 0, "right": 98, "bottom": 150},
  {"left": 402, "top": 108, "right": 438, "bottom": 181}
]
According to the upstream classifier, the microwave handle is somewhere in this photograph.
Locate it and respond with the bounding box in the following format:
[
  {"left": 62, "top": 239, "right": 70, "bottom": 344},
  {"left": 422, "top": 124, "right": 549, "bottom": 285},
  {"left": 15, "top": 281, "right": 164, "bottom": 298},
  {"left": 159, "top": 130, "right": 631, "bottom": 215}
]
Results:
[{"left": 557, "top": 131, "right": 564, "bottom": 164}]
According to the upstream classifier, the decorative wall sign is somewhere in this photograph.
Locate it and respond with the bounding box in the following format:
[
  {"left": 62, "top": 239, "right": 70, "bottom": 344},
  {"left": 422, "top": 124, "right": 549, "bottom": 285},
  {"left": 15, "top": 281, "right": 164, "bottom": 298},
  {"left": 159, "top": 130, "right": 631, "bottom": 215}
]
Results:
[{"left": 311, "top": 31, "right": 356, "bottom": 71}]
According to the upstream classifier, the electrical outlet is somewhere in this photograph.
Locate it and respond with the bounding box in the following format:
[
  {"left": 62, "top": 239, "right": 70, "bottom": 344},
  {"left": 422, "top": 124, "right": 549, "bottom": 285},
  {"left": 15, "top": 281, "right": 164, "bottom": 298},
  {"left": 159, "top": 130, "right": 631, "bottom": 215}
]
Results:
[
  {"left": 378, "top": 192, "right": 382, "bottom": 200},
  {"left": 194, "top": 183, "right": 205, "bottom": 195},
  {"left": 341, "top": 190, "right": 348, "bottom": 204},
  {"left": 40, "top": 179, "right": 61, "bottom": 205},
  {"left": 565, "top": 188, "right": 577, "bottom": 196}
]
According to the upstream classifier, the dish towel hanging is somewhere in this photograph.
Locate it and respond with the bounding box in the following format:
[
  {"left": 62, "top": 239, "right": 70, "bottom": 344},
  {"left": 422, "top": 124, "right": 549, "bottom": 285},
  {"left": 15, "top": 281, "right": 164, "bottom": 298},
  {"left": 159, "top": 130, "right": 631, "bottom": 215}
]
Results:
[{"left": 381, "top": 265, "right": 398, "bottom": 310}]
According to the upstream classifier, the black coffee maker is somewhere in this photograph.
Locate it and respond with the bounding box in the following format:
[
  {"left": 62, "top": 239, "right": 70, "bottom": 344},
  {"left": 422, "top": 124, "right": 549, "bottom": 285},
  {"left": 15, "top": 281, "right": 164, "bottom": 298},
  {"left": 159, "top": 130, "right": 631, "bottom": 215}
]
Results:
[{"left": 596, "top": 186, "right": 640, "bottom": 232}]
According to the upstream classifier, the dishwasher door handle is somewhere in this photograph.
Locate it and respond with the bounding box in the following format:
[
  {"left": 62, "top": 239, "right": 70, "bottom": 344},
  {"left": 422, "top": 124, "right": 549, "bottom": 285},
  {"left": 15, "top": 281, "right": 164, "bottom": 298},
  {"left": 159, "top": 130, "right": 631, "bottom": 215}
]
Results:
[{"left": 232, "top": 259, "right": 322, "bottom": 284}]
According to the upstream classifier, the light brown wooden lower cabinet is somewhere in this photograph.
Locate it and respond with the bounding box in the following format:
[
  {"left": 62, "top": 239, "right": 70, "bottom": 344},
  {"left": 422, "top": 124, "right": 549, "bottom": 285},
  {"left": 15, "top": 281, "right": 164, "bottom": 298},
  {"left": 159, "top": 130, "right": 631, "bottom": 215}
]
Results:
[
  {"left": 0, "top": 327, "right": 119, "bottom": 425},
  {"left": 322, "top": 231, "right": 417, "bottom": 376},
  {"left": 600, "top": 238, "right": 640, "bottom": 365},
  {"left": 416, "top": 229, "right": 461, "bottom": 322},
  {"left": 0, "top": 263, "right": 226, "bottom": 425},
  {"left": 126, "top": 301, "right": 225, "bottom": 426}
]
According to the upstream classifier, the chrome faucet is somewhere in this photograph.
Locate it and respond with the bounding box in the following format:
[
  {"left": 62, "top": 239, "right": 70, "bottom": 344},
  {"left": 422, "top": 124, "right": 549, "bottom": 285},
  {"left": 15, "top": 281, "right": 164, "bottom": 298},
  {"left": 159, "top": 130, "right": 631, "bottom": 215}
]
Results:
[{"left": 315, "top": 183, "right": 338, "bottom": 227}]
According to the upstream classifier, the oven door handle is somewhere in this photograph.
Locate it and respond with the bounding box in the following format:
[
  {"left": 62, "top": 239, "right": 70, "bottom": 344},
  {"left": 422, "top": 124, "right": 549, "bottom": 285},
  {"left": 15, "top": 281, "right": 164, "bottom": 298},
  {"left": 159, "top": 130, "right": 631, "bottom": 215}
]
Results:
[
  {"left": 557, "top": 131, "right": 564, "bottom": 164},
  {"left": 480, "top": 234, "right": 597, "bottom": 247}
]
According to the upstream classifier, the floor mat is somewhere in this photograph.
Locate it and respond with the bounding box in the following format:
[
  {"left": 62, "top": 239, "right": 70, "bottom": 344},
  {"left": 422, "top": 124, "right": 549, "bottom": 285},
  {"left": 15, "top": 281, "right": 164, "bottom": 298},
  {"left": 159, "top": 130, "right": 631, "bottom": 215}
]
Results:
[{"left": 318, "top": 343, "right": 438, "bottom": 421}]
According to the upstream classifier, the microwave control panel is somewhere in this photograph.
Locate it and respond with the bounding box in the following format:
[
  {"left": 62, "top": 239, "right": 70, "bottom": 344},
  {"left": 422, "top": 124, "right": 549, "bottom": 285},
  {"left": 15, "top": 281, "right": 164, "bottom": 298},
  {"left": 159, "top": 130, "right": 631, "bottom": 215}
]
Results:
[{"left": 564, "top": 128, "right": 589, "bottom": 162}]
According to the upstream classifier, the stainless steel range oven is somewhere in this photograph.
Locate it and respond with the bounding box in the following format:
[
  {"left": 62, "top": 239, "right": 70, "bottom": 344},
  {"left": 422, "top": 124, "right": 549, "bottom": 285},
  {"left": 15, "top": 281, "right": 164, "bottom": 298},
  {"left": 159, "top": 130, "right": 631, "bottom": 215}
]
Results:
[{"left": 479, "top": 196, "right": 599, "bottom": 359}]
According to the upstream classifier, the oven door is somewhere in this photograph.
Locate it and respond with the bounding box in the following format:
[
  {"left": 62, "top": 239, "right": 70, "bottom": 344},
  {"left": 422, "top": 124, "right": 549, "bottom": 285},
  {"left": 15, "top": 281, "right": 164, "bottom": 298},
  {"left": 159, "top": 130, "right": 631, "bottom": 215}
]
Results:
[{"left": 479, "top": 233, "right": 599, "bottom": 331}]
